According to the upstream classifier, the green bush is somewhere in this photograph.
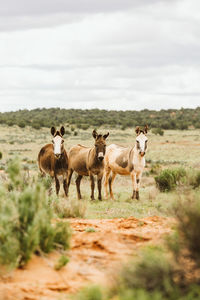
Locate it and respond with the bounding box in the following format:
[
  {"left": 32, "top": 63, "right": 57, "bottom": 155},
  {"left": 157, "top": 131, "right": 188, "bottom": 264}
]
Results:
[
  {"left": 74, "top": 285, "right": 103, "bottom": 300},
  {"left": 152, "top": 128, "right": 164, "bottom": 136},
  {"left": 172, "top": 192, "right": 200, "bottom": 266},
  {"left": 31, "top": 122, "right": 41, "bottom": 130},
  {"left": 18, "top": 121, "right": 26, "bottom": 128},
  {"left": 54, "top": 255, "right": 69, "bottom": 270},
  {"left": 155, "top": 168, "right": 186, "bottom": 192},
  {"left": 0, "top": 158, "right": 70, "bottom": 269},
  {"left": 189, "top": 171, "right": 200, "bottom": 189},
  {"left": 118, "top": 248, "right": 176, "bottom": 296}
]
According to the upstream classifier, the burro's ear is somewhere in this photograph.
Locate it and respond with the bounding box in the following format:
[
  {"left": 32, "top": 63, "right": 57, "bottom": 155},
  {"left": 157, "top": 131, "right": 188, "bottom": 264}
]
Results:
[
  {"left": 51, "top": 126, "right": 56, "bottom": 136},
  {"left": 60, "top": 126, "right": 65, "bottom": 136},
  {"left": 103, "top": 132, "right": 109, "bottom": 140},
  {"left": 92, "top": 129, "right": 98, "bottom": 139},
  {"left": 135, "top": 126, "right": 140, "bottom": 135},
  {"left": 144, "top": 124, "right": 148, "bottom": 134}
]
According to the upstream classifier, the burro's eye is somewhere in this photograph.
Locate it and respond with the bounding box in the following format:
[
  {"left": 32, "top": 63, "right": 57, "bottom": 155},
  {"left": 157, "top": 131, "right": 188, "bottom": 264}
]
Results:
[
  {"left": 61, "top": 139, "right": 64, "bottom": 144},
  {"left": 52, "top": 140, "right": 54, "bottom": 144}
]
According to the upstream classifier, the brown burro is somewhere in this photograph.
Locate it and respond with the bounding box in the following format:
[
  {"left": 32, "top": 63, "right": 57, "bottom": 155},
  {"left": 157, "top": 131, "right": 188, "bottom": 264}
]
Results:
[
  {"left": 38, "top": 126, "right": 68, "bottom": 196},
  {"left": 68, "top": 130, "right": 109, "bottom": 200}
]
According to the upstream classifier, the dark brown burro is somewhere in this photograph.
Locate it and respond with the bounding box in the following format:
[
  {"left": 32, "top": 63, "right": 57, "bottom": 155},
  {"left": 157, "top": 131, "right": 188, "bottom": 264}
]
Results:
[
  {"left": 38, "top": 126, "right": 69, "bottom": 196},
  {"left": 68, "top": 130, "right": 109, "bottom": 200}
]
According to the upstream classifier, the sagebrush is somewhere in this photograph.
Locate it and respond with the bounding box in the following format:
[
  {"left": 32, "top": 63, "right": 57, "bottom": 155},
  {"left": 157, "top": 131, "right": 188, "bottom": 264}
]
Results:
[{"left": 0, "top": 158, "right": 70, "bottom": 268}]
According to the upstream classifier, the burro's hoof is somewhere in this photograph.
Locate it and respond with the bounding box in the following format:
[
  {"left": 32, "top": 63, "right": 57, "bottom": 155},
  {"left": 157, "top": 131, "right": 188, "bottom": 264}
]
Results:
[{"left": 136, "top": 191, "right": 139, "bottom": 200}]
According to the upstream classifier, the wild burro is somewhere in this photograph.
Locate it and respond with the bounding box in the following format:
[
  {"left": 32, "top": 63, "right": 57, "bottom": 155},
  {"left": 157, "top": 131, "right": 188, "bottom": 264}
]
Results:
[
  {"left": 104, "top": 125, "right": 148, "bottom": 200},
  {"left": 38, "top": 126, "right": 68, "bottom": 196},
  {"left": 68, "top": 130, "right": 109, "bottom": 200}
]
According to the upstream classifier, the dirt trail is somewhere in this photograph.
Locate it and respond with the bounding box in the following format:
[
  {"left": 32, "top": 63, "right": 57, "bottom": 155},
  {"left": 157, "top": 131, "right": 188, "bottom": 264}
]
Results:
[{"left": 0, "top": 216, "right": 174, "bottom": 300}]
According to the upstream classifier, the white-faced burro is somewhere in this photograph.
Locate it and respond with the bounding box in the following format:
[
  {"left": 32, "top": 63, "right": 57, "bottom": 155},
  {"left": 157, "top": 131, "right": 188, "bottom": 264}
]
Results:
[
  {"left": 38, "top": 126, "right": 69, "bottom": 196},
  {"left": 67, "top": 130, "right": 109, "bottom": 200},
  {"left": 104, "top": 125, "right": 148, "bottom": 200}
]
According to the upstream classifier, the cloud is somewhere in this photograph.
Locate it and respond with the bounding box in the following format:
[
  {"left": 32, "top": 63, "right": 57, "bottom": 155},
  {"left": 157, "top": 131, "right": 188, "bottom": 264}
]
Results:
[
  {"left": 0, "top": 0, "right": 199, "bottom": 112},
  {"left": 0, "top": 0, "right": 174, "bottom": 32}
]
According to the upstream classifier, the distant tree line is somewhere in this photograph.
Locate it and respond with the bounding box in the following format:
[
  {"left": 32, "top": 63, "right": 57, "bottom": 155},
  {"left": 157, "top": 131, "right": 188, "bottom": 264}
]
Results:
[{"left": 0, "top": 107, "right": 200, "bottom": 130}]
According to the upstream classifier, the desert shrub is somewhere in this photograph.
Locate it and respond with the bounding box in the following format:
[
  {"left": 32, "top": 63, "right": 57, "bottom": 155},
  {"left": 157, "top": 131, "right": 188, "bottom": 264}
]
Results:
[
  {"left": 155, "top": 168, "right": 186, "bottom": 192},
  {"left": 152, "top": 128, "right": 164, "bottom": 136},
  {"left": 172, "top": 167, "right": 186, "bottom": 182},
  {"left": 71, "top": 126, "right": 75, "bottom": 132},
  {"left": 38, "top": 174, "right": 53, "bottom": 190},
  {"left": 31, "top": 122, "right": 41, "bottom": 130},
  {"left": 74, "top": 285, "right": 103, "bottom": 300},
  {"left": 0, "top": 158, "right": 70, "bottom": 268},
  {"left": 79, "top": 124, "right": 90, "bottom": 130},
  {"left": 155, "top": 170, "right": 176, "bottom": 192},
  {"left": 52, "top": 198, "right": 87, "bottom": 218},
  {"left": 172, "top": 192, "right": 200, "bottom": 266},
  {"left": 117, "top": 248, "right": 176, "bottom": 297},
  {"left": 0, "top": 151, "right": 2, "bottom": 160},
  {"left": 54, "top": 255, "right": 69, "bottom": 270},
  {"left": 18, "top": 121, "right": 26, "bottom": 128},
  {"left": 188, "top": 170, "right": 200, "bottom": 189}
]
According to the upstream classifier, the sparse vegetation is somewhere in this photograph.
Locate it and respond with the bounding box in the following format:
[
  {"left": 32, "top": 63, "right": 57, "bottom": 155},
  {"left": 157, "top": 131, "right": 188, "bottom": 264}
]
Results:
[
  {"left": 152, "top": 127, "right": 164, "bottom": 136},
  {"left": 74, "top": 285, "right": 103, "bottom": 300},
  {"left": 54, "top": 255, "right": 70, "bottom": 270},
  {"left": 52, "top": 198, "right": 87, "bottom": 218},
  {"left": 0, "top": 123, "right": 200, "bottom": 298},
  {"left": 85, "top": 227, "right": 96, "bottom": 233},
  {"left": 188, "top": 170, "right": 200, "bottom": 189},
  {"left": 0, "top": 159, "right": 70, "bottom": 269},
  {"left": 155, "top": 168, "right": 186, "bottom": 192},
  {"left": 108, "top": 192, "right": 200, "bottom": 300}
]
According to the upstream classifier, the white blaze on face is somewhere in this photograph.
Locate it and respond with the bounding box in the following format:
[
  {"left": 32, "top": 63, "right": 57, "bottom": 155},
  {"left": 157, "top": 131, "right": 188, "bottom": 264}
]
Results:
[
  {"left": 136, "top": 133, "right": 148, "bottom": 154},
  {"left": 53, "top": 135, "right": 63, "bottom": 156}
]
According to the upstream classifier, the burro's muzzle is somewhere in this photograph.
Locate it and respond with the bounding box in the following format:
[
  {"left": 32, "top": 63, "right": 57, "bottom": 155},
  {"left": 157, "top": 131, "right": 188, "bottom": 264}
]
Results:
[
  {"left": 55, "top": 153, "right": 61, "bottom": 159},
  {"left": 140, "top": 151, "right": 145, "bottom": 157},
  {"left": 98, "top": 152, "right": 104, "bottom": 161}
]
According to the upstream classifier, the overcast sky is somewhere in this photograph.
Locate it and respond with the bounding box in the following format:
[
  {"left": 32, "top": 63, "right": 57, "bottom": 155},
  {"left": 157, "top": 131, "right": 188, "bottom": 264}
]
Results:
[{"left": 0, "top": 0, "right": 200, "bottom": 112}]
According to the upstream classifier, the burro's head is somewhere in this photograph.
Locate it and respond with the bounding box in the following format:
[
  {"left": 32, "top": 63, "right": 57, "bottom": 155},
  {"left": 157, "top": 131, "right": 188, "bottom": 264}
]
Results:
[
  {"left": 135, "top": 125, "right": 148, "bottom": 157},
  {"left": 51, "top": 126, "right": 65, "bottom": 159},
  {"left": 92, "top": 129, "right": 109, "bottom": 161}
]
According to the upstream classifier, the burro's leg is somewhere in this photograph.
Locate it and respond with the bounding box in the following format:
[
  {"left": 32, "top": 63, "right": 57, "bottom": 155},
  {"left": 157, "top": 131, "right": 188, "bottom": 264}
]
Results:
[
  {"left": 63, "top": 172, "right": 68, "bottom": 197},
  {"left": 135, "top": 172, "right": 142, "bottom": 200},
  {"left": 55, "top": 175, "right": 60, "bottom": 195},
  {"left": 97, "top": 173, "right": 103, "bottom": 201},
  {"left": 104, "top": 167, "right": 111, "bottom": 199},
  {"left": 131, "top": 171, "right": 137, "bottom": 199},
  {"left": 67, "top": 169, "right": 74, "bottom": 190},
  {"left": 109, "top": 172, "right": 116, "bottom": 200},
  {"left": 76, "top": 175, "right": 83, "bottom": 200},
  {"left": 89, "top": 173, "right": 95, "bottom": 200},
  {"left": 39, "top": 166, "right": 46, "bottom": 177}
]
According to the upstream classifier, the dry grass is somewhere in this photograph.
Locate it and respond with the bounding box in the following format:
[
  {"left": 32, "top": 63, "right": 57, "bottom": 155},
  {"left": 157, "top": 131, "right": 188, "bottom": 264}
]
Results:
[{"left": 0, "top": 125, "right": 200, "bottom": 219}]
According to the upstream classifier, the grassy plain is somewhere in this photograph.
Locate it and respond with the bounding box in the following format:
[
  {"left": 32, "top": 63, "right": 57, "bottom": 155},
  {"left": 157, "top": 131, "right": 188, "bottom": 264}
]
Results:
[
  {"left": 0, "top": 124, "right": 199, "bottom": 219},
  {"left": 1, "top": 124, "right": 200, "bottom": 299}
]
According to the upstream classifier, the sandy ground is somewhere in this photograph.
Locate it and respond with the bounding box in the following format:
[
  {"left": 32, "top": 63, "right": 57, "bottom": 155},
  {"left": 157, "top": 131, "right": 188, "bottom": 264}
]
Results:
[{"left": 0, "top": 216, "right": 174, "bottom": 300}]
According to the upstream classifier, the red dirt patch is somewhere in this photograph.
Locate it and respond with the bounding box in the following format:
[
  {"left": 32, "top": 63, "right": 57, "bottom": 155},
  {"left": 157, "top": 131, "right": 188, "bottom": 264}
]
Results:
[{"left": 0, "top": 216, "right": 174, "bottom": 300}]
